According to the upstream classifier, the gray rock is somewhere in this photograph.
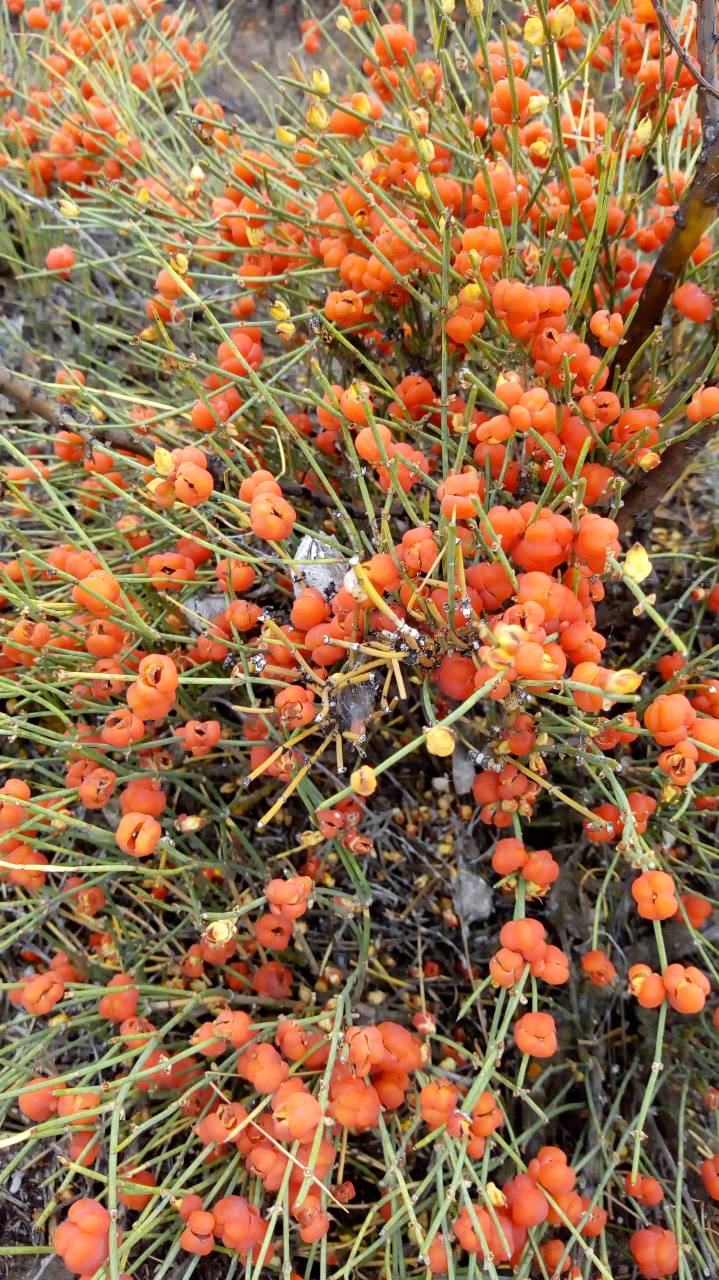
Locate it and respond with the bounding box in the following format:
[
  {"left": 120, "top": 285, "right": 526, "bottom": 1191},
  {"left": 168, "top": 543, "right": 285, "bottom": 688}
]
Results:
[
  {"left": 454, "top": 859, "right": 493, "bottom": 925},
  {"left": 292, "top": 534, "right": 347, "bottom": 598}
]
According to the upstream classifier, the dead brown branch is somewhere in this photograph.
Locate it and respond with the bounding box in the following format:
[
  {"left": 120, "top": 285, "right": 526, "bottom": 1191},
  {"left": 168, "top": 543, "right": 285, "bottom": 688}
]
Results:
[
  {"left": 615, "top": 0, "right": 719, "bottom": 379},
  {"left": 614, "top": 0, "right": 719, "bottom": 532},
  {"left": 0, "top": 363, "right": 148, "bottom": 455},
  {"left": 652, "top": 2, "right": 719, "bottom": 113},
  {"left": 0, "top": 363, "right": 79, "bottom": 431}
]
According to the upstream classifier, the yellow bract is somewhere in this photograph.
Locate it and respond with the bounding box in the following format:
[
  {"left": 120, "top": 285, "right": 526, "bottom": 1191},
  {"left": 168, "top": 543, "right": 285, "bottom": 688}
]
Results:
[{"left": 624, "top": 544, "right": 653, "bottom": 583}]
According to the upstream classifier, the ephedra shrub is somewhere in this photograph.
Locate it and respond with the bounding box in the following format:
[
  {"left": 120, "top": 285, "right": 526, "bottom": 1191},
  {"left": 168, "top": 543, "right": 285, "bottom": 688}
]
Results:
[{"left": 1, "top": 0, "right": 719, "bottom": 1276}]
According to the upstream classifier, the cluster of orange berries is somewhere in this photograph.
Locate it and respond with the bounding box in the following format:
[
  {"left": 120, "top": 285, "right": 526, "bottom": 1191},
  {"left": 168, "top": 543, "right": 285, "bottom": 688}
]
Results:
[
  {"left": 452, "top": 1145, "right": 607, "bottom": 1273},
  {"left": 2, "top": 1, "right": 207, "bottom": 200}
]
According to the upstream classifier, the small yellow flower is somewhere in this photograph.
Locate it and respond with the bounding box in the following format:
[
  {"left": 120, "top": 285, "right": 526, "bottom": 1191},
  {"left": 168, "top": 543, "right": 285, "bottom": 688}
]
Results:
[
  {"left": 466, "top": 0, "right": 484, "bottom": 13},
  {"left": 352, "top": 93, "right": 372, "bottom": 118},
  {"left": 177, "top": 813, "right": 204, "bottom": 833},
  {"left": 204, "top": 918, "right": 236, "bottom": 945},
  {"left": 637, "top": 450, "right": 661, "bottom": 471},
  {"left": 414, "top": 172, "right": 432, "bottom": 200},
  {"left": 270, "top": 299, "right": 291, "bottom": 322},
  {"left": 306, "top": 103, "right": 329, "bottom": 131},
  {"left": 153, "top": 447, "right": 175, "bottom": 477},
  {"left": 493, "top": 621, "right": 526, "bottom": 662},
  {"left": 417, "top": 137, "right": 435, "bottom": 163},
  {"left": 460, "top": 282, "right": 483, "bottom": 307},
  {"left": 635, "top": 116, "right": 653, "bottom": 144},
  {"left": 425, "top": 726, "right": 456, "bottom": 757},
  {"left": 277, "top": 126, "right": 297, "bottom": 145},
  {"left": 528, "top": 94, "right": 549, "bottom": 115},
  {"left": 350, "top": 766, "right": 378, "bottom": 797},
  {"left": 624, "top": 543, "right": 653, "bottom": 583},
  {"left": 523, "top": 15, "right": 546, "bottom": 44},
  {"left": 486, "top": 1182, "right": 507, "bottom": 1207},
  {"left": 603, "top": 668, "right": 643, "bottom": 695},
  {"left": 311, "top": 68, "right": 331, "bottom": 96},
  {"left": 548, "top": 4, "right": 576, "bottom": 37},
  {"left": 276, "top": 321, "right": 296, "bottom": 341},
  {"left": 299, "top": 829, "right": 324, "bottom": 847},
  {"left": 359, "top": 150, "right": 380, "bottom": 175},
  {"left": 170, "top": 252, "right": 189, "bottom": 277}
]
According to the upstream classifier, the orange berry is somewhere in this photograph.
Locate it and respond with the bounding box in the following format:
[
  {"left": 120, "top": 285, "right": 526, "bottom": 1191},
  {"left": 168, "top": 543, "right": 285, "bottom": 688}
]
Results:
[
  {"left": 45, "top": 244, "right": 76, "bottom": 277},
  {"left": 631, "top": 870, "right": 678, "bottom": 921},
  {"left": 115, "top": 813, "right": 162, "bottom": 858},
  {"left": 513, "top": 1010, "right": 557, "bottom": 1058}
]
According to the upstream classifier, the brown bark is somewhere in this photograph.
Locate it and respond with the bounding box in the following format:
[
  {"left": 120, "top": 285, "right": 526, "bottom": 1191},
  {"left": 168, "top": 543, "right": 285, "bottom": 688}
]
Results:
[
  {"left": 0, "top": 363, "right": 79, "bottom": 431},
  {"left": 0, "top": 363, "right": 148, "bottom": 455},
  {"left": 616, "top": 421, "right": 715, "bottom": 533},
  {"left": 615, "top": 131, "right": 719, "bottom": 375}
]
